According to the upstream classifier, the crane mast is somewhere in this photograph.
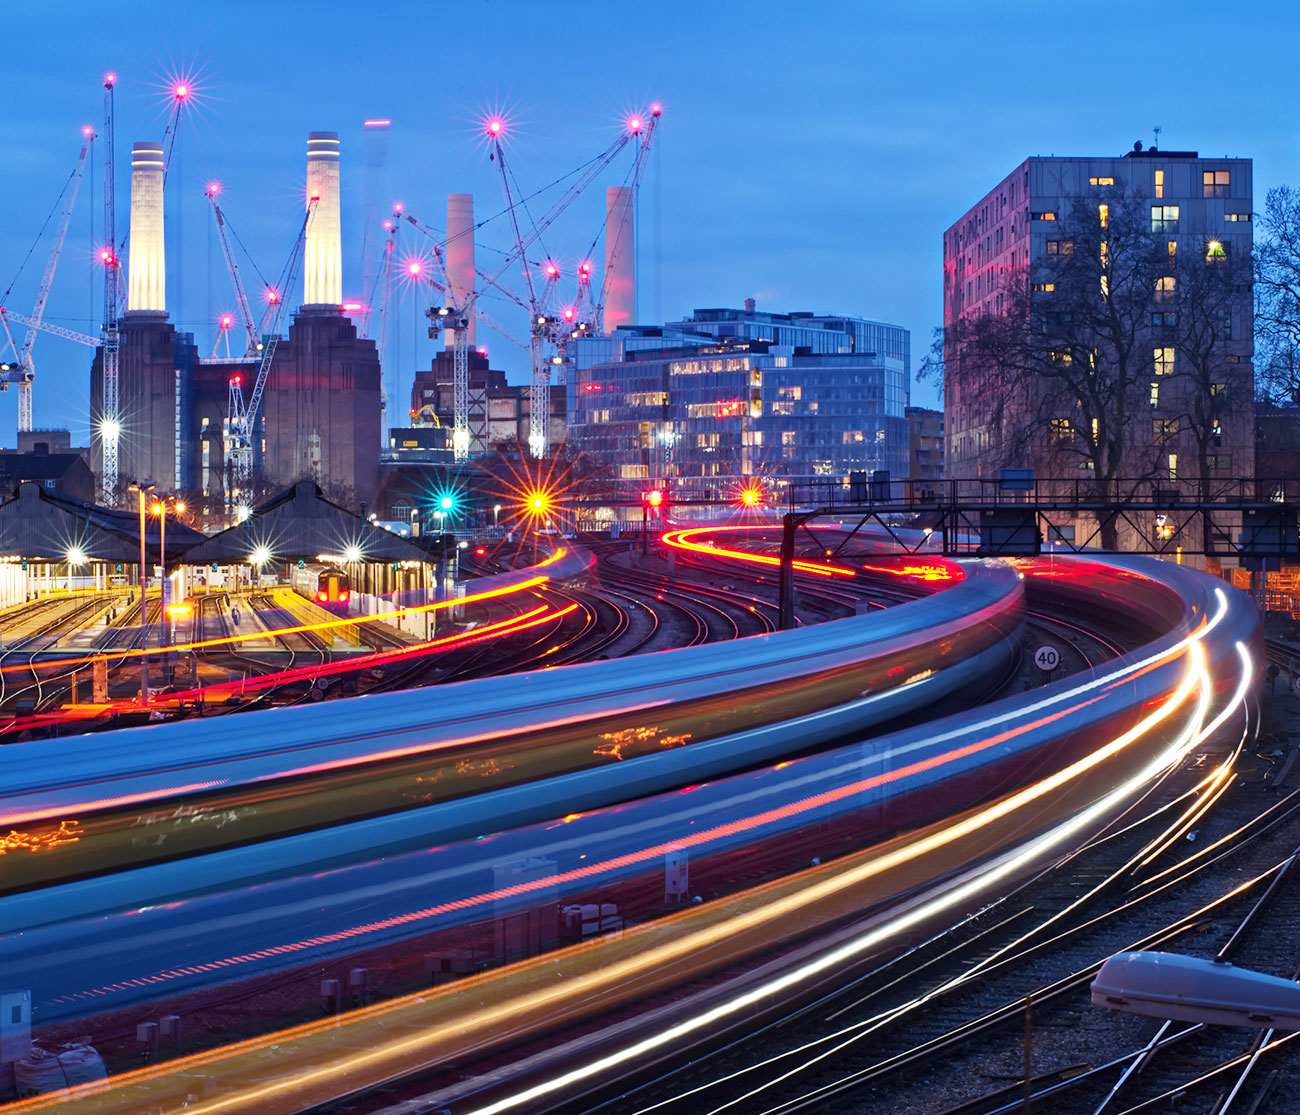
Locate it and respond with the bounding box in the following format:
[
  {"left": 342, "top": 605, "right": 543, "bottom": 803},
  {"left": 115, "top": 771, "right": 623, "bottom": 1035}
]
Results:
[
  {"left": 100, "top": 74, "right": 121, "bottom": 504},
  {"left": 9, "top": 132, "right": 93, "bottom": 433},
  {"left": 205, "top": 186, "right": 259, "bottom": 355},
  {"left": 225, "top": 199, "right": 317, "bottom": 512}
]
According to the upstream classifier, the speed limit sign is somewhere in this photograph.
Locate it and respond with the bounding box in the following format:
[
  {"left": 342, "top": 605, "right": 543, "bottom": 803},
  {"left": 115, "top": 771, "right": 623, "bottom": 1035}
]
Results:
[{"left": 1034, "top": 645, "right": 1061, "bottom": 672}]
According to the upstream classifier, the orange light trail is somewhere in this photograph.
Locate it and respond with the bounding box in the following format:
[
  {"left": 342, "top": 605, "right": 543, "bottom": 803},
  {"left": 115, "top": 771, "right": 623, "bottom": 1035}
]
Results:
[
  {"left": 0, "top": 602, "right": 580, "bottom": 743},
  {"left": 0, "top": 567, "right": 563, "bottom": 679},
  {"left": 661, "top": 525, "right": 856, "bottom": 578}
]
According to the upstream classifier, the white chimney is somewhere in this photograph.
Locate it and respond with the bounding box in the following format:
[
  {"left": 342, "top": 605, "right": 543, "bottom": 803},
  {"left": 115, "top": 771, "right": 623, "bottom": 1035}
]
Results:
[
  {"left": 604, "top": 186, "right": 635, "bottom": 334},
  {"left": 126, "top": 141, "right": 165, "bottom": 313},
  {"left": 445, "top": 193, "right": 476, "bottom": 349},
  {"left": 304, "top": 131, "right": 342, "bottom": 307}
]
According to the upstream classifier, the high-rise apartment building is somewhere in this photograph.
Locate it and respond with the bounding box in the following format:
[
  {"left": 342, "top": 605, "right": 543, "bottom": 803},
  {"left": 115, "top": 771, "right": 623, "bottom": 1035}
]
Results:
[{"left": 943, "top": 147, "right": 1254, "bottom": 501}]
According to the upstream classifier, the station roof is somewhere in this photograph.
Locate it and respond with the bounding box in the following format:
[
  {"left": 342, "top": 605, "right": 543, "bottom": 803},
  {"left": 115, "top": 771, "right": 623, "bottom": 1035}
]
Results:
[
  {"left": 177, "top": 480, "right": 435, "bottom": 565},
  {"left": 0, "top": 482, "right": 207, "bottom": 563}
]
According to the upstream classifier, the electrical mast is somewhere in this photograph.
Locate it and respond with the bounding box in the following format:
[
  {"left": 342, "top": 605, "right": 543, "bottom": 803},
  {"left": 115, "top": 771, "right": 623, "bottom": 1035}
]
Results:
[{"left": 100, "top": 73, "right": 120, "bottom": 504}]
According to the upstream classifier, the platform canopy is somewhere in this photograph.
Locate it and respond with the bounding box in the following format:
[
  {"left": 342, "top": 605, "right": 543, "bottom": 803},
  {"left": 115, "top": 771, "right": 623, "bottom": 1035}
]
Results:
[
  {"left": 177, "top": 481, "right": 435, "bottom": 566},
  {"left": 0, "top": 481, "right": 207, "bottom": 564}
]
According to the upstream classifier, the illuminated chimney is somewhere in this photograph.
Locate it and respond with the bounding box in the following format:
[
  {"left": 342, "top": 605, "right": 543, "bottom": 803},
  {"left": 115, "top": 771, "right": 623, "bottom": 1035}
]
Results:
[
  {"left": 304, "top": 131, "right": 342, "bottom": 307},
  {"left": 445, "top": 193, "right": 476, "bottom": 349},
  {"left": 604, "top": 186, "right": 635, "bottom": 334},
  {"left": 126, "top": 141, "right": 165, "bottom": 313}
]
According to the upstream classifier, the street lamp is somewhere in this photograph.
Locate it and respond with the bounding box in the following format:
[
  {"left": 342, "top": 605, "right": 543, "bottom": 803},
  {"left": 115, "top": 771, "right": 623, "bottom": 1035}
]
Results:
[
  {"left": 150, "top": 496, "right": 186, "bottom": 647},
  {"left": 128, "top": 481, "right": 156, "bottom": 707},
  {"left": 1092, "top": 951, "right": 1300, "bottom": 1031},
  {"left": 493, "top": 504, "right": 502, "bottom": 530}
]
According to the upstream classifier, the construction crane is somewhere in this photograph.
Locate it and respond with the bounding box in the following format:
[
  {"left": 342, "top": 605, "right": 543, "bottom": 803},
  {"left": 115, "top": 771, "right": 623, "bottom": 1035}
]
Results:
[
  {"left": 225, "top": 197, "right": 317, "bottom": 511},
  {"left": 0, "top": 130, "right": 94, "bottom": 434},
  {"left": 0, "top": 308, "right": 98, "bottom": 349},
  {"left": 100, "top": 72, "right": 122, "bottom": 505},
  {"left": 485, "top": 106, "right": 661, "bottom": 459},
  {"left": 205, "top": 183, "right": 259, "bottom": 355}
]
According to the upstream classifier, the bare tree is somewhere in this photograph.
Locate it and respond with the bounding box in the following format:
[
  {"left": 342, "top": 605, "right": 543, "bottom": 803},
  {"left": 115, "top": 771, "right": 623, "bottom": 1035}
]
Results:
[
  {"left": 1170, "top": 239, "right": 1253, "bottom": 501},
  {"left": 1255, "top": 186, "right": 1300, "bottom": 407}
]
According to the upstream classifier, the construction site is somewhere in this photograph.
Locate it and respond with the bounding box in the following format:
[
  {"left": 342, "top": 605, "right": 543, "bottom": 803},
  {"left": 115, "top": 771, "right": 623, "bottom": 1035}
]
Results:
[{"left": 0, "top": 75, "right": 661, "bottom": 528}]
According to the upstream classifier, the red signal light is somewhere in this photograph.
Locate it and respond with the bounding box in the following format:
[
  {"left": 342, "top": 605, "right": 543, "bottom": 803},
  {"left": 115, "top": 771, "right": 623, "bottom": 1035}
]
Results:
[{"left": 475, "top": 546, "right": 486, "bottom": 556}]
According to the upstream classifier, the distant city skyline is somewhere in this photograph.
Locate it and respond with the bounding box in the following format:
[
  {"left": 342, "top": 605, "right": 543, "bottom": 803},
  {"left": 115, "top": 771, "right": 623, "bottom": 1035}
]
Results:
[{"left": 1, "top": 0, "right": 1296, "bottom": 440}]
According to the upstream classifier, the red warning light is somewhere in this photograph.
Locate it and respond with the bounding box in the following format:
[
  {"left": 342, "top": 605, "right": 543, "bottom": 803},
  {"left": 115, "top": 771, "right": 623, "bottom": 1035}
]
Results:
[
  {"left": 627, "top": 116, "right": 644, "bottom": 134},
  {"left": 383, "top": 219, "right": 394, "bottom": 230},
  {"left": 487, "top": 118, "right": 504, "bottom": 137},
  {"left": 99, "top": 249, "right": 115, "bottom": 265},
  {"left": 220, "top": 314, "right": 233, "bottom": 328},
  {"left": 563, "top": 307, "right": 575, "bottom": 321},
  {"left": 309, "top": 193, "right": 321, "bottom": 203},
  {"left": 206, "top": 180, "right": 221, "bottom": 197},
  {"left": 544, "top": 261, "right": 559, "bottom": 278},
  {"left": 82, "top": 125, "right": 94, "bottom": 138},
  {"left": 408, "top": 260, "right": 423, "bottom": 276},
  {"left": 104, "top": 72, "right": 116, "bottom": 87},
  {"left": 475, "top": 547, "right": 486, "bottom": 556},
  {"left": 650, "top": 102, "right": 663, "bottom": 117},
  {"left": 265, "top": 289, "right": 280, "bottom": 304},
  {"left": 173, "top": 83, "right": 189, "bottom": 100},
  {"left": 393, "top": 202, "right": 404, "bottom": 214},
  {"left": 477, "top": 346, "right": 488, "bottom": 356},
  {"left": 579, "top": 261, "right": 592, "bottom": 278},
  {"left": 232, "top": 375, "right": 242, "bottom": 385}
]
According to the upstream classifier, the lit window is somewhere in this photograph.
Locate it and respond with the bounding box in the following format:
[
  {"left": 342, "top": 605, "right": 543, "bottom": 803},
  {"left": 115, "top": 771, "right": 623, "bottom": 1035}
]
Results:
[
  {"left": 1033, "top": 212, "right": 1057, "bottom": 221},
  {"left": 1049, "top": 349, "right": 1073, "bottom": 363},
  {"left": 1167, "top": 453, "right": 1177, "bottom": 480},
  {"left": 1155, "top": 276, "right": 1176, "bottom": 302},
  {"left": 781, "top": 431, "right": 795, "bottom": 446},
  {"left": 1203, "top": 170, "right": 1230, "bottom": 198},
  {"left": 1090, "top": 176, "right": 1115, "bottom": 186},
  {"left": 1225, "top": 213, "right": 1251, "bottom": 222},
  {"left": 1153, "top": 417, "right": 1179, "bottom": 445},
  {"left": 1168, "top": 240, "right": 1178, "bottom": 262},
  {"left": 1151, "top": 205, "right": 1180, "bottom": 232},
  {"left": 1211, "top": 418, "right": 1223, "bottom": 439},
  {"left": 1099, "top": 203, "right": 1109, "bottom": 229},
  {"left": 1032, "top": 282, "right": 1056, "bottom": 292},
  {"left": 1050, "top": 418, "right": 1072, "bottom": 442},
  {"left": 1149, "top": 382, "right": 1160, "bottom": 408},
  {"left": 1210, "top": 382, "right": 1227, "bottom": 396},
  {"left": 1046, "top": 240, "right": 1074, "bottom": 255},
  {"left": 1091, "top": 418, "right": 1100, "bottom": 445},
  {"left": 1205, "top": 239, "right": 1226, "bottom": 262},
  {"left": 1154, "top": 170, "right": 1164, "bottom": 199},
  {"left": 1154, "top": 347, "right": 1176, "bottom": 375},
  {"left": 1100, "top": 274, "right": 1109, "bottom": 298}
]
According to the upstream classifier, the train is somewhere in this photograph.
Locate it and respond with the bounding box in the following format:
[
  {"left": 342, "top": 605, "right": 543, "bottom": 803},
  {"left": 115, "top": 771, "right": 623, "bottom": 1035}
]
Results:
[
  {"left": 0, "top": 554, "right": 1260, "bottom": 1059},
  {"left": 289, "top": 564, "right": 352, "bottom": 615},
  {"left": 0, "top": 554, "right": 1024, "bottom": 898}
]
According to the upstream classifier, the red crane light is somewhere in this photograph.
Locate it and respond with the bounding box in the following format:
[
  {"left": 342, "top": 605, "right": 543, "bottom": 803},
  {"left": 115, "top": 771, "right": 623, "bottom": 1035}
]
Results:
[
  {"left": 408, "top": 260, "right": 423, "bottom": 276},
  {"left": 265, "top": 289, "right": 279, "bottom": 304},
  {"left": 651, "top": 102, "right": 663, "bottom": 117},
  {"left": 104, "top": 72, "right": 116, "bottom": 87},
  {"left": 82, "top": 125, "right": 94, "bottom": 138},
  {"left": 627, "top": 116, "right": 644, "bottom": 134},
  {"left": 206, "top": 180, "right": 221, "bottom": 197},
  {"left": 544, "top": 261, "right": 559, "bottom": 278},
  {"left": 220, "top": 314, "right": 233, "bottom": 328},
  {"left": 173, "top": 83, "right": 189, "bottom": 100}
]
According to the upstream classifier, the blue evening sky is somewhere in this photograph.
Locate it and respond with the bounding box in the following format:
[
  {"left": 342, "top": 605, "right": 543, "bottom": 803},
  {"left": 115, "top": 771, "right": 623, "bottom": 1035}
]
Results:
[{"left": 1, "top": 0, "right": 1295, "bottom": 442}]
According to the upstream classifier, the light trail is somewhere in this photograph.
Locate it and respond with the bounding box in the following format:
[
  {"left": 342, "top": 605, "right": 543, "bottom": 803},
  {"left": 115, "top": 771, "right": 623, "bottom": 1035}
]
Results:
[
  {"left": 660, "top": 525, "right": 856, "bottom": 578},
  {"left": 0, "top": 583, "right": 1250, "bottom": 1115},
  {"left": 0, "top": 550, "right": 570, "bottom": 678}
]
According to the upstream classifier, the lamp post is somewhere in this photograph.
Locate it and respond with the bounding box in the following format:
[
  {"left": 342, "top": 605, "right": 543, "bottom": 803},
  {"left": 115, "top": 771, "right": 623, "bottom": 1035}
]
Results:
[
  {"left": 149, "top": 497, "right": 186, "bottom": 647},
  {"left": 1092, "top": 951, "right": 1300, "bottom": 1031},
  {"left": 129, "top": 482, "right": 155, "bottom": 707}
]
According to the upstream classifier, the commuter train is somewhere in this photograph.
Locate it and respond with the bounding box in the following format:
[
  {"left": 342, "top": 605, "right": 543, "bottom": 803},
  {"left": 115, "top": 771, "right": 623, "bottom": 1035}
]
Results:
[
  {"left": 0, "top": 552, "right": 1024, "bottom": 897},
  {"left": 0, "top": 553, "right": 1261, "bottom": 1036},
  {"left": 288, "top": 564, "right": 351, "bottom": 615}
]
